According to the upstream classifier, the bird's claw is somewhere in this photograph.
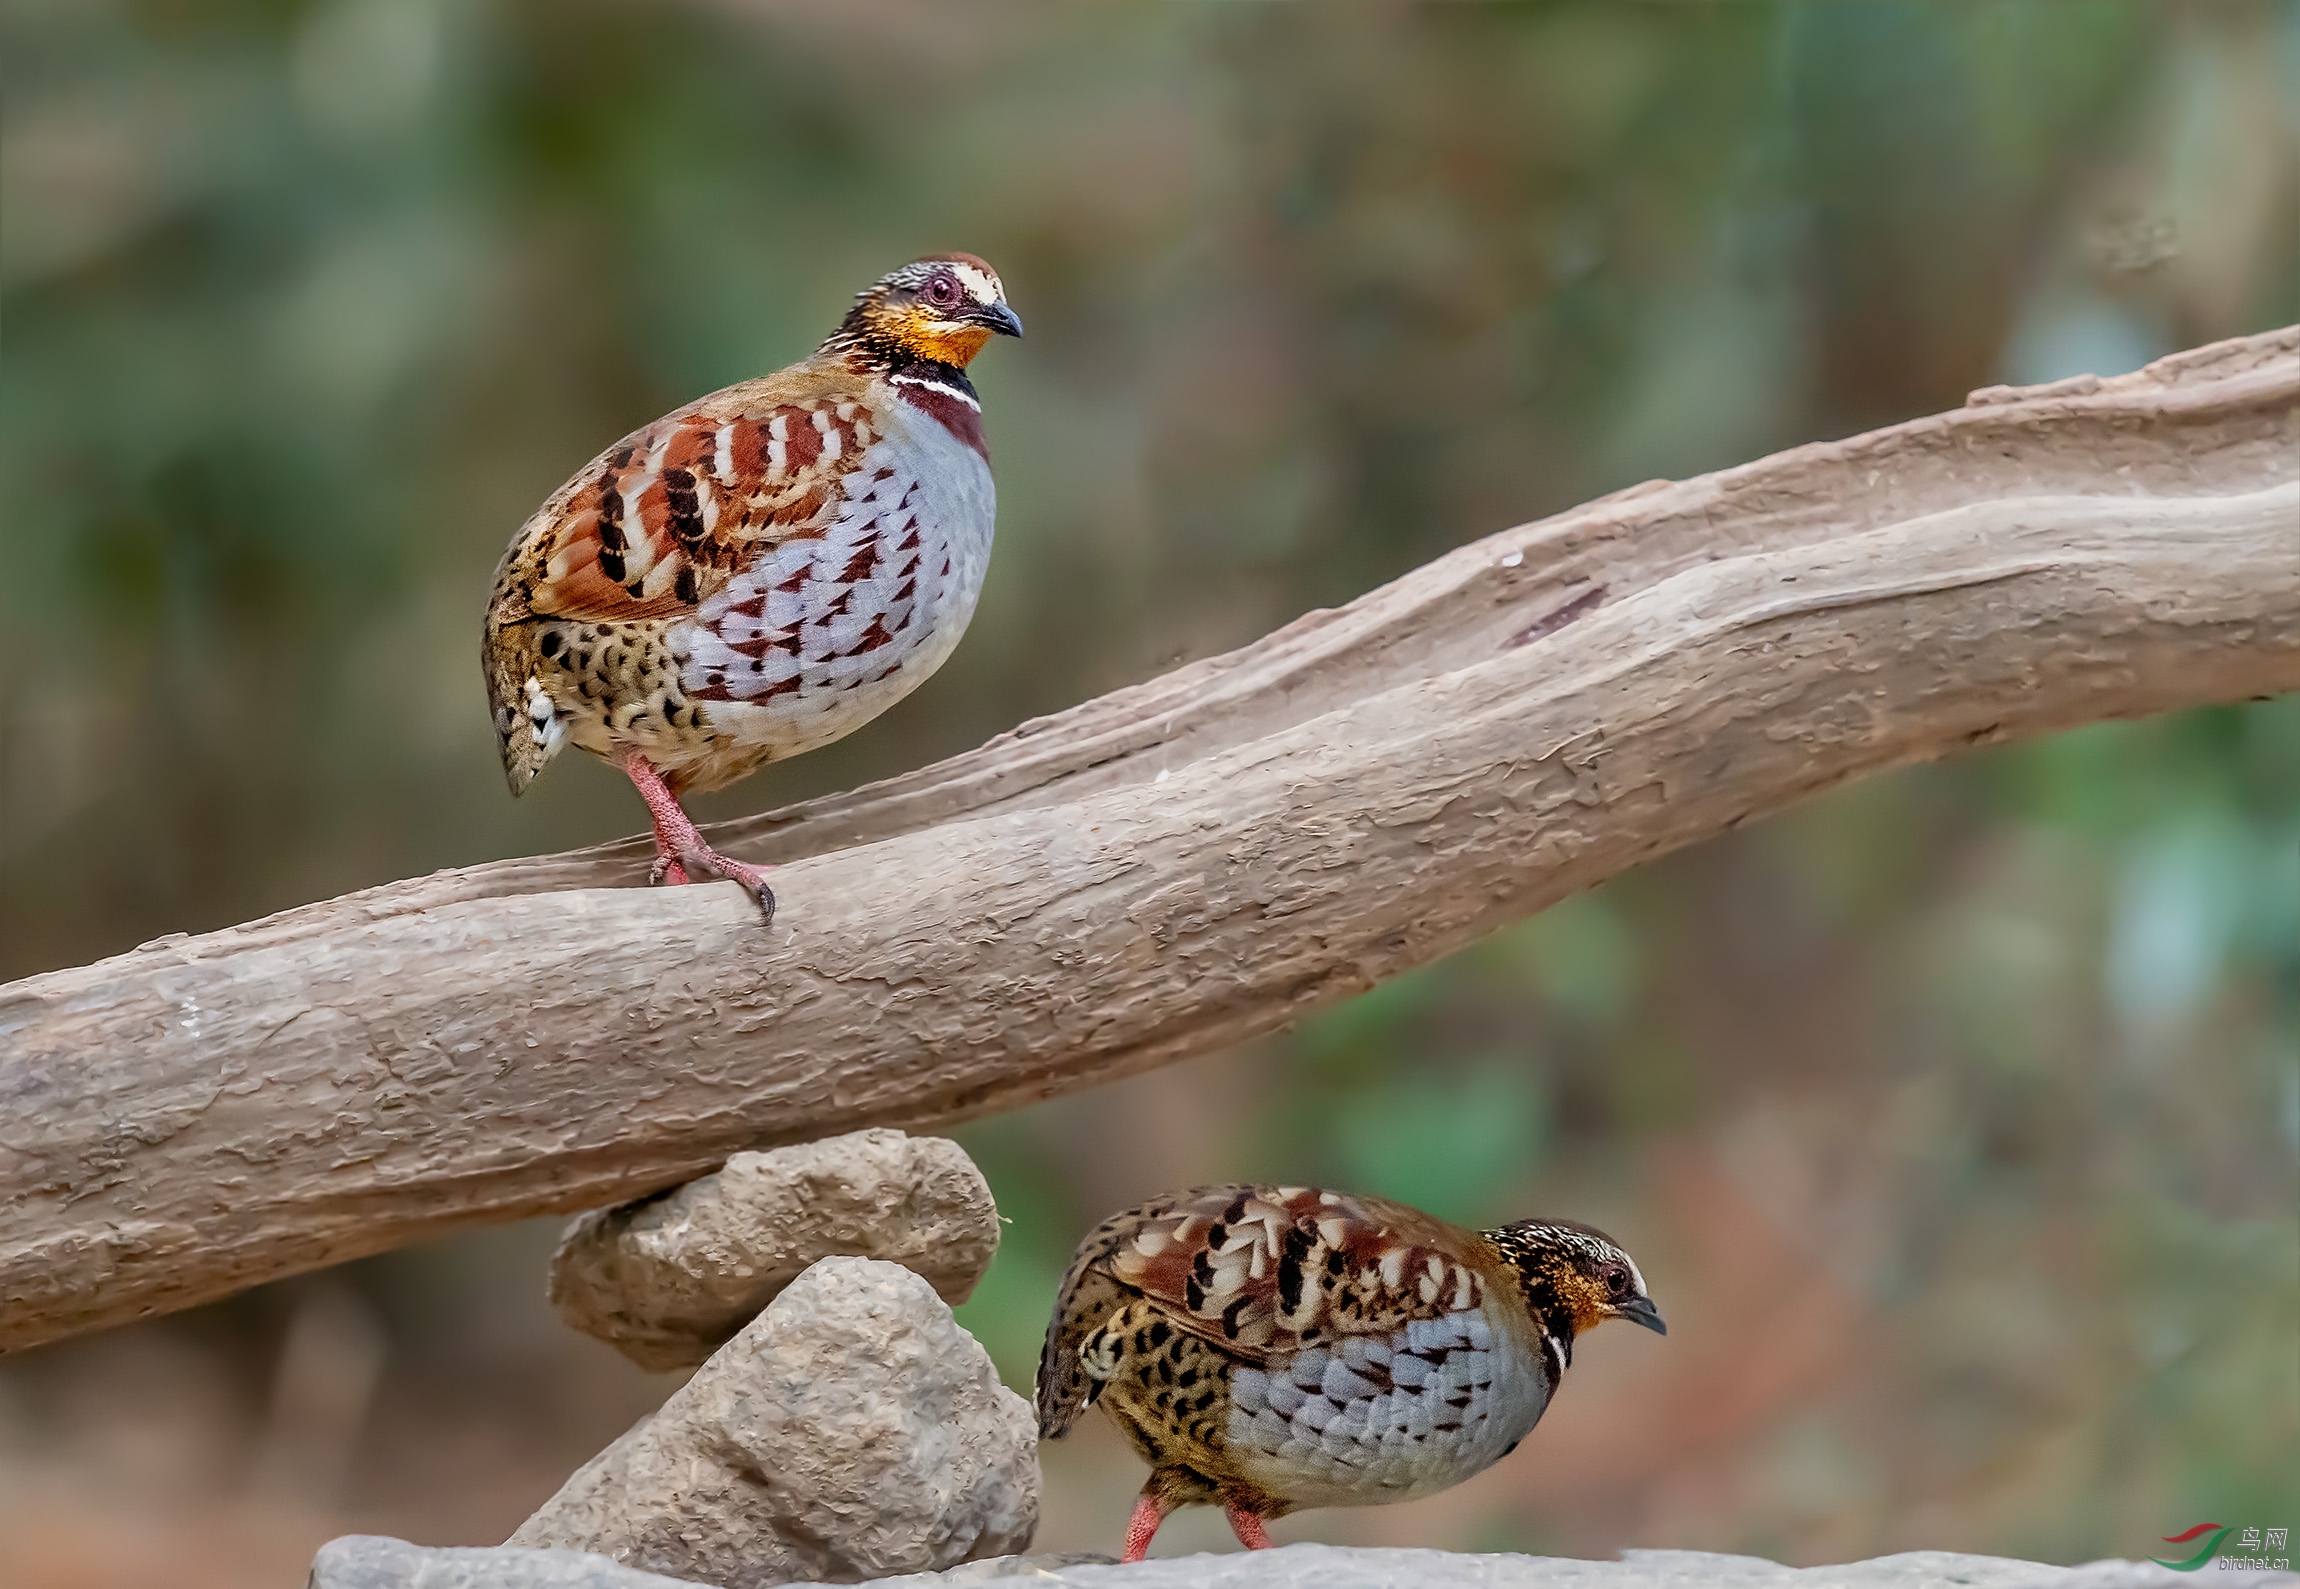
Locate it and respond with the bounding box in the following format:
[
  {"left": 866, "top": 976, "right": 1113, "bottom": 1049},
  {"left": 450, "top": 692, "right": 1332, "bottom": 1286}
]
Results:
[{"left": 648, "top": 845, "right": 775, "bottom": 923}]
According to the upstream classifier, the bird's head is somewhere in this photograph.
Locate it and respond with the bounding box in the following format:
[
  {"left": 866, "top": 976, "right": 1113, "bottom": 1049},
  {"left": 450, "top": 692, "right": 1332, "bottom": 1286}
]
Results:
[
  {"left": 825, "top": 253, "right": 1023, "bottom": 370},
  {"left": 1484, "top": 1217, "right": 1665, "bottom": 1340}
]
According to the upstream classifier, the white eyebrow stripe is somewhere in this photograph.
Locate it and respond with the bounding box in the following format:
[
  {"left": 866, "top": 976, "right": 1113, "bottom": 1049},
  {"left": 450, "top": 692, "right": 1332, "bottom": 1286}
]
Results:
[{"left": 952, "top": 262, "right": 1000, "bottom": 303}]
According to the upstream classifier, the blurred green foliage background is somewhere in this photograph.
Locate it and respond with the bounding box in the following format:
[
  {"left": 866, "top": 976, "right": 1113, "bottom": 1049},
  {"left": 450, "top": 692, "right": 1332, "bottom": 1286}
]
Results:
[{"left": 2, "top": 0, "right": 2294, "bottom": 1583}]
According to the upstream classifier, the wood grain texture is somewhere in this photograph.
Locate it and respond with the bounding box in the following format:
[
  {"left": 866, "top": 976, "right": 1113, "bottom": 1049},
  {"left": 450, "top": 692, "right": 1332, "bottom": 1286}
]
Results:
[{"left": 3, "top": 328, "right": 2295, "bottom": 1353}]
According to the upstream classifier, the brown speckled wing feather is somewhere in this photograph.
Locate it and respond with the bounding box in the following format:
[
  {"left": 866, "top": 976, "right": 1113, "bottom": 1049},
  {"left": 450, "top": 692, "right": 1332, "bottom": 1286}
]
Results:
[
  {"left": 500, "top": 365, "right": 880, "bottom": 627},
  {"left": 1036, "top": 1184, "right": 1491, "bottom": 1438}
]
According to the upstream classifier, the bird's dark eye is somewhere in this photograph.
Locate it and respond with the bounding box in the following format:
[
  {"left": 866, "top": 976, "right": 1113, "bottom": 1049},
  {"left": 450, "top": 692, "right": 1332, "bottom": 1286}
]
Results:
[
  {"left": 1603, "top": 1265, "right": 1631, "bottom": 1298},
  {"left": 924, "top": 273, "right": 962, "bottom": 309}
]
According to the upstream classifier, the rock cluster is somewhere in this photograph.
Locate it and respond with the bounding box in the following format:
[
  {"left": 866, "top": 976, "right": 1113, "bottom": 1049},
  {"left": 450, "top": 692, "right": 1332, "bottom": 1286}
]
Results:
[
  {"left": 511, "top": 1257, "right": 1037, "bottom": 1589},
  {"left": 549, "top": 1129, "right": 999, "bottom": 1373}
]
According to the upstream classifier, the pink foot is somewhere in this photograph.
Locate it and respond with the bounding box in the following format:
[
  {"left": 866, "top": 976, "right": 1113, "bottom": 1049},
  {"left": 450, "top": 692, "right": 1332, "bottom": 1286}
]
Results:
[
  {"left": 1224, "top": 1503, "right": 1274, "bottom": 1551},
  {"left": 1121, "top": 1493, "right": 1169, "bottom": 1564},
  {"left": 619, "top": 750, "right": 775, "bottom": 921}
]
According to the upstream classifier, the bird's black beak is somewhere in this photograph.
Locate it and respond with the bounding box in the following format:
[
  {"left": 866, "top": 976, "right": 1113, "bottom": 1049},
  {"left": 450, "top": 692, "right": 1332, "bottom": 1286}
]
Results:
[
  {"left": 1617, "top": 1295, "right": 1667, "bottom": 1335},
  {"left": 976, "top": 301, "right": 1025, "bottom": 339}
]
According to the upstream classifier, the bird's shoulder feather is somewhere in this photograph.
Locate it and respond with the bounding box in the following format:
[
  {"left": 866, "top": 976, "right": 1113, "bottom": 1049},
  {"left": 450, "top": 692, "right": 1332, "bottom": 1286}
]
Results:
[
  {"left": 1103, "top": 1185, "right": 1494, "bottom": 1359},
  {"left": 494, "top": 361, "right": 882, "bottom": 627}
]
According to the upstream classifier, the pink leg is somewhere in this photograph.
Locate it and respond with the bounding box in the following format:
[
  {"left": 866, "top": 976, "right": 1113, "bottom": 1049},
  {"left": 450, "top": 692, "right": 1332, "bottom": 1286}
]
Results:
[
  {"left": 1224, "top": 1503, "right": 1274, "bottom": 1551},
  {"left": 1120, "top": 1493, "right": 1170, "bottom": 1564},
  {"left": 619, "top": 749, "right": 775, "bottom": 919},
  {"left": 637, "top": 778, "right": 690, "bottom": 887}
]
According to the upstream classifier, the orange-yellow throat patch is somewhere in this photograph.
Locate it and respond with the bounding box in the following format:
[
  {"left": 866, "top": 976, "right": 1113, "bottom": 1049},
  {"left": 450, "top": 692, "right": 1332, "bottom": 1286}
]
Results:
[{"left": 885, "top": 313, "right": 993, "bottom": 368}]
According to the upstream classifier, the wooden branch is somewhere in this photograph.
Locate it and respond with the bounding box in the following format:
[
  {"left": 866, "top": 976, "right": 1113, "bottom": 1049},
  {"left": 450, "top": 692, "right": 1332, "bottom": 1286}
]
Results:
[{"left": 3, "top": 329, "right": 2295, "bottom": 1354}]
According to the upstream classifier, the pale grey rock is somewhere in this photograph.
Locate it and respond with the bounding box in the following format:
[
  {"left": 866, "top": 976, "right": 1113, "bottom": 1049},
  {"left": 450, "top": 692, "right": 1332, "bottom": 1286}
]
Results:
[
  {"left": 307, "top": 1534, "right": 711, "bottom": 1588},
  {"left": 787, "top": 1555, "right": 1112, "bottom": 1586},
  {"left": 313, "top": 1540, "right": 2286, "bottom": 1589},
  {"left": 551, "top": 1130, "right": 999, "bottom": 1373},
  {"left": 511, "top": 1257, "right": 1038, "bottom": 1588},
  {"left": 802, "top": 1544, "right": 2292, "bottom": 1588}
]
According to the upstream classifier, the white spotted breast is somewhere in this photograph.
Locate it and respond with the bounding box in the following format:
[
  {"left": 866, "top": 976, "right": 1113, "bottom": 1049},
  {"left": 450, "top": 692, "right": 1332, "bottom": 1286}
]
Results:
[
  {"left": 675, "top": 378, "right": 994, "bottom": 767},
  {"left": 1221, "top": 1297, "right": 1552, "bottom": 1508}
]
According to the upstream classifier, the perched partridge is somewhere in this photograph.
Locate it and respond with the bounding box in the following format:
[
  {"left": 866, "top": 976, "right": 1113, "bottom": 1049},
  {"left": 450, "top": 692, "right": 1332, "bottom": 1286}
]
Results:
[
  {"left": 1037, "top": 1183, "right": 1665, "bottom": 1560},
  {"left": 482, "top": 255, "right": 1023, "bottom": 917}
]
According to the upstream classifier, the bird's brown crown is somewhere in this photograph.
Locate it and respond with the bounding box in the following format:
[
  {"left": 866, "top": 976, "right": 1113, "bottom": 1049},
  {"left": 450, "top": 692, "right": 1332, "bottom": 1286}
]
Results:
[
  {"left": 1482, "top": 1217, "right": 1664, "bottom": 1340},
  {"left": 820, "top": 253, "right": 1022, "bottom": 373}
]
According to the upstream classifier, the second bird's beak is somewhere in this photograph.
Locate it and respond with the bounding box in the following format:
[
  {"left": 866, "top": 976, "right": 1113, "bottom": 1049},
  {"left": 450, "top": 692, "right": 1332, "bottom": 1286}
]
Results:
[
  {"left": 977, "top": 301, "right": 1025, "bottom": 339},
  {"left": 1616, "top": 1295, "right": 1667, "bottom": 1335}
]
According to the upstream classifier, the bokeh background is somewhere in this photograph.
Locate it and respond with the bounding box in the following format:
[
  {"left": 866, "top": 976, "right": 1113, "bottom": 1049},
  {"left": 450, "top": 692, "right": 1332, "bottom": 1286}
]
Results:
[{"left": 3, "top": 0, "right": 2296, "bottom": 1583}]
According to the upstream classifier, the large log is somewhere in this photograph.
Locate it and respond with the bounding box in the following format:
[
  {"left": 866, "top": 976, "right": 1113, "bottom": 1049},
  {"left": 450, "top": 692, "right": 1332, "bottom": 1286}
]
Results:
[{"left": 3, "top": 329, "right": 2294, "bottom": 1353}]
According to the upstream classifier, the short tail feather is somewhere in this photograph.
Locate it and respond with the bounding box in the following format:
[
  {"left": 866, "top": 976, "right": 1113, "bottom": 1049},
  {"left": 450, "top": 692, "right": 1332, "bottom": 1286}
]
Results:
[
  {"left": 1037, "top": 1194, "right": 1203, "bottom": 1437},
  {"left": 483, "top": 624, "right": 565, "bottom": 797}
]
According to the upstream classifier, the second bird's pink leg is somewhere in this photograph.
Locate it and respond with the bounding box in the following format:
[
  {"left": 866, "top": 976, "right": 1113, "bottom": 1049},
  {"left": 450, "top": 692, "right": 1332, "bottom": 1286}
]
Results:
[
  {"left": 619, "top": 749, "right": 776, "bottom": 919},
  {"left": 1224, "top": 1504, "right": 1275, "bottom": 1550},
  {"left": 1120, "top": 1494, "right": 1170, "bottom": 1563}
]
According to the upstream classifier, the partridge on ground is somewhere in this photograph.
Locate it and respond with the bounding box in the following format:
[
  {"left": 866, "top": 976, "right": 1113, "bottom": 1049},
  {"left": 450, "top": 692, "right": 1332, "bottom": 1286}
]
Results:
[
  {"left": 482, "top": 255, "right": 1022, "bottom": 918},
  {"left": 1037, "top": 1183, "right": 1665, "bottom": 1560}
]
